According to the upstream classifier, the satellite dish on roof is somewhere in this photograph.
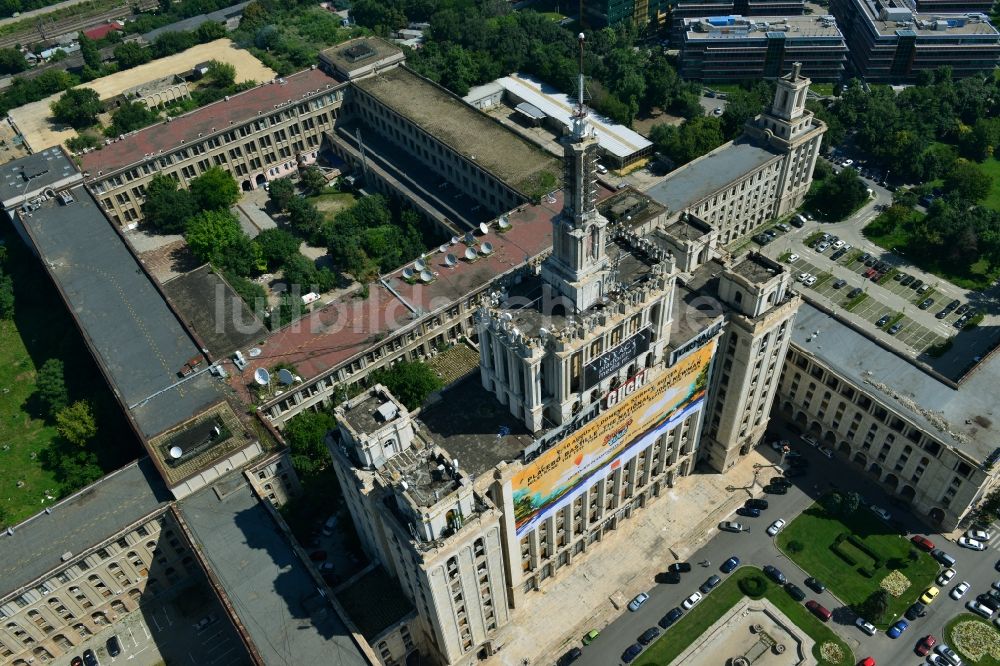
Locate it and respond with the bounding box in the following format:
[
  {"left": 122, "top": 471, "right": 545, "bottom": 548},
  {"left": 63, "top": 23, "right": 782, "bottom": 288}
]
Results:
[
  {"left": 248, "top": 347, "right": 262, "bottom": 358},
  {"left": 414, "top": 257, "right": 426, "bottom": 271},
  {"left": 464, "top": 231, "right": 476, "bottom": 245},
  {"left": 450, "top": 236, "right": 459, "bottom": 245},
  {"left": 402, "top": 267, "right": 415, "bottom": 280},
  {"left": 480, "top": 241, "right": 494, "bottom": 255},
  {"left": 445, "top": 253, "right": 457, "bottom": 267},
  {"left": 498, "top": 216, "right": 512, "bottom": 230},
  {"left": 169, "top": 446, "right": 183, "bottom": 459},
  {"left": 419, "top": 269, "right": 434, "bottom": 283},
  {"left": 277, "top": 368, "right": 295, "bottom": 385},
  {"left": 479, "top": 222, "right": 489, "bottom": 235},
  {"left": 438, "top": 244, "right": 448, "bottom": 254},
  {"left": 254, "top": 368, "right": 271, "bottom": 386},
  {"left": 464, "top": 247, "right": 477, "bottom": 261}
]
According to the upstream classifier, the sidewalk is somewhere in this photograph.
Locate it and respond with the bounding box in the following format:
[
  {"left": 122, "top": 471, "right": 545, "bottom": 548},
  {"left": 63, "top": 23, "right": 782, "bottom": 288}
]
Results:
[{"left": 487, "top": 451, "right": 769, "bottom": 666}]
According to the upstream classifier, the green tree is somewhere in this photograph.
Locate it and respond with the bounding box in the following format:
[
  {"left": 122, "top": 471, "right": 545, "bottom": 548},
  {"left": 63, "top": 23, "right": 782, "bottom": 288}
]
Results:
[
  {"left": 105, "top": 100, "right": 159, "bottom": 136},
  {"left": 299, "top": 166, "right": 327, "bottom": 195},
  {"left": 809, "top": 168, "right": 869, "bottom": 220},
  {"left": 152, "top": 30, "right": 196, "bottom": 58},
  {"left": 49, "top": 447, "right": 102, "bottom": 492},
  {"left": 78, "top": 34, "right": 101, "bottom": 71},
  {"left": 842, "top": 491, "right": 862, "bottom": 515},
  {"left": 217, "top": 233, "right": 259, "bottom": 277},
  {"left": 239, "top": 1, "right": 270, "bottom": 32},
  {"left": 286, "top": 196, "right": 324, "bottom": 240},
  {"left": 113, "top": 42, "right": 151, "bottom": 70},
  {"left": 195, "top": 20, "right": 226, "bottom": 42},
  {"left": 0, "top": 271, "right": 12, "bottom": 319},
  {"left": 190, "top": 166, "right": 239, "bottom": 211},
  {"left": 943, "top": 159, "right": 992, "bottom": 202},
  {"left": 36, "top": 358, "right": 68, "bottom": 416},
  {"left": 56, "top": 400, "right": 97, "bottom": 446},
  {"left": 821, "top": 491, "right": 843, "bottom": 516},
  {"left": 649, "top": 116, "right": 724, "bottom": 167},
  {"left": 184, "top": 210, "right": 244, "bottom": 263},
  {"left": 267, "top": 177, "right": 295, "bottom": 211},
  {"left": 254, "top": 227, "right": 301, "bottom": 269},
  {"left": 282, "top": 409, "right": 336, "bottom": 473},
  {"left": 141, "top": 174, "right": 198, "bottom": 233},
  {"left": 858, "top": 589, "right": 891, "bottom": 622},
  {"left": 369, "top": 360, "right": 443, "bottom": 410},
  {"left": 0, "top": 47, "right": 28, "bottom": 74},
  {"left": 205, "top": 59, "right": 236, "bottom": 88},
  {"left": 50, "top": 88, "right": 102, "bottom": 129},
  {"left": 223, "top": 270, "right": 266, "bottom": 309}
]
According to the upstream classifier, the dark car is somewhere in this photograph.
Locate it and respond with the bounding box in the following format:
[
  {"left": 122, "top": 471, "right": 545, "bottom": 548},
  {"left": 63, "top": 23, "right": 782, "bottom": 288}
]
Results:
[
  {"left": 910, "top": 278, "right": 923, "bottom": 290},
  {"left": 700, "top": 575, "right": 722, "bottom": 593},
  {"left": 948, "top": 299, "right": 960, "bottom": 309},
  {"left": 831, "top": 249, "right": 846, "bottom": 261},
  {"left": 107, "top": 635, "right": 121, "bottom": 657},
  {"left": 805, "top": 577, "right": 826, "bottom": 593},
  {"left": 638, "top": 627, "right": 660, "bottom": 645},
  {"left": 876, "top": 314, "right": 891, "bottom": 327},
  {"left": 668, "top": 562, "right": 692, "bottom": 574},
  {"left": 737, "top": 506, "right": 761, "bottom": 517},
  {"left": 746, "top": 498, "right": 769, "bottom": 510},
  {"left": 936, "top": 309, "right": 950, "bottom": 319},
  {"left": 765, "top": 484, "right": 788, "bottom": 495},
  {"left": 832, "top": 278, "right": 847, "bottom": 288},
  {"left": 770, "top": 477, "right": 791, "bottom": 488},
  {"left": 905, "top": 601, "right": 927, "bottom": 620},
  {"left": 764, "top": 565, "right": 787, "bottom": 584},
  {"left": 785, "top": 583, "right": 806, "bottom": 601},
  {"left": 659, "top": 607, "right": 684, "bottom": 629},
  {"left": 83, "top": 650, "right": 99, "bottom": 666},
  {"left": 888, "top": 322, "right": 902, "bottom": 334},
  {"left": 784, "top": 466, "right": 807, "bottom": 477},
  {"left": 860, "top": 252, "right": 871, "bottom": 263},
  {"left": 662, "top": 571, "right": 681, "bottom": 584},
  {"left": 557, "top": 647, "right": 583, "bottom": 666},
  {"left": 900, "top": 274, "right": 914, "bottom": 286},
  {"left": 71, "top": 658, "right": 83, "bottom": 666},
  {"left": 978, "top": 594, "right": 1000, "bottom": 612},
  {"left": 721, "top": 556, "right": 740, "bottom": 573},
  {"left": 956, "top": 304, "right": 970, "bottom": 315},
  {"left": 847, "top": 287, "right": 863, "bottom": 298},
  {"left": 805, "top": 600, "right": 832, "bottom": 622},
  {"left": 622, "top": 643, "right": 643, "bottom": 663}
]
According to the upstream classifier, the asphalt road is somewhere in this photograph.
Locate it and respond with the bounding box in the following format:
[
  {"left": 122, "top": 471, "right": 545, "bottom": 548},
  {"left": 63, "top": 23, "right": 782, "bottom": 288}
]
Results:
[{"left": 571, "top": 419, "right": 1000, "bottom": 666}]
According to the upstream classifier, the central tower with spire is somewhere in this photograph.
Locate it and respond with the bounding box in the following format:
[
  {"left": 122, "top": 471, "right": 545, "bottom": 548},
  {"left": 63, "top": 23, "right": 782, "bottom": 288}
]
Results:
[{"left": 540, "top": 33, "right": 610, "bottom": 314}]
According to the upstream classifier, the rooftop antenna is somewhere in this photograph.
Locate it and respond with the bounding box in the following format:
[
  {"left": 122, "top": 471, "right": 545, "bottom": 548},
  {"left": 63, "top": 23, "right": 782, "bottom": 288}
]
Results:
[
  {"left": 169, "top": 446, "right": 183, "bottom": 459},
  {"left": 277, "top": 368, "right": 295, "bottom": 385},
  {"left": 571, "top": 33, "right": 590, "bottom": 140},
  {"left": 253, "top": 367, "right": 271, "bottom": 386}
]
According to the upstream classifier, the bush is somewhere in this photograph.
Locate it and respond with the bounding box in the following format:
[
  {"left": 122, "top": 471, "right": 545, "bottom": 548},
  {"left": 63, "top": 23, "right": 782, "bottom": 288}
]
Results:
[
  {"left": 787, "top": 540, "right": 804, "bottom": 554},
  {"left": 739, "top": 574, "right": 768, "bottom": 598},
  {"left": 858, "top": 568, "right": 874, "bottom": 578}
]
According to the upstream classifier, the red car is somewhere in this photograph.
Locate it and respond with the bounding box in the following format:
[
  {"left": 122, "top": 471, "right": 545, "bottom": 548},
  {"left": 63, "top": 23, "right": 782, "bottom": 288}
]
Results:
[
  {"left": 806, "top": 600, "right": 832, "bottom": 622},
  {"left": 910, "top": 535, "right": 935, "bottom": 552},
  {"left": 858, "top": 658, "right": 875, "bottom": 666},
  {"left": 915, "top": 635, "right": 937, "bottom": 656}
]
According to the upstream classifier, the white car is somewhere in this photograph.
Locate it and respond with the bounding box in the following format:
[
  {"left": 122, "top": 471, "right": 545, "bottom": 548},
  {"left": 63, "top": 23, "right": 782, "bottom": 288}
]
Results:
[
  {"left": 842, "top": 243, "right": 853, "bottom": 252},
  {"left": 967, "top": 600, "right": 993, "bottom": 618},
  {"left": 719, "top": 521, "right": 745, "bottom": 533},
  {"left": 797, "top": 272, "right": 812, "bottom": 283},
  {"left": 966, "top": 529, "right": 992, "bottom": 542},
  {"left": 816, "top": 242, "right": 830, "bottom": 252},
  {"left": 832, "top": 240, "right": 845, "bottom": 250},
  {"left": 767, "top": 519, "right": 786, "bottom": 537},
  {"left": 951, "top": 581, "right": 970, "bottom": 600},
  {"left": 855, "top": 617, "right": 877, "bottom": 635},
  {"left": 958, "top": 536, "right": 986, "bottom": 551},
  {"left": 786, "top": 253, "right": 799, "bottom": 263},
  {"left": 869, "top": 505, "right": 891, "bottom": 521},
  {"left": 843, "top": 159, "right": 855, "bottom": 167},
  {"left": 936, "top": 644, "right": 963, "bottom": 666},
  {"left": 937, "top": 568, "right": 956, "bottom": 586},
  {"left": 627, "top": 592, "right": 649, "bottom": 611},
  {"left": 682, "top": 592, "right": 703, "bottom": 610},
  {"left": 804, "top": 275, "right": 817, "bottom": 286}
]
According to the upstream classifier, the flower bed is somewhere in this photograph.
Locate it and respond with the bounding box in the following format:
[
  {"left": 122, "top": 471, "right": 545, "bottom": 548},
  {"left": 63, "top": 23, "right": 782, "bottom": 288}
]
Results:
[
  {"left": 820, "top": 642, "right": 845, "bottom": 663},
  {"left": 952, "top": 619, "right": 1000, "bottom": 661},
  {"left": 880, "top": 570, "right": 911, "bottom": 598}
]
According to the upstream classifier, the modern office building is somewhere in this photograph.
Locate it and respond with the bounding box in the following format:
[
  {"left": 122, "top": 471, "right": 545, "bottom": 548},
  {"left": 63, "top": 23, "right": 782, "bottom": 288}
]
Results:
[
  {"left": 669, "top": 0, "right": 805, "bottom": 41},
  {"left": 914, "top": 0, "right": 994, "bottom": 14},
  {"left": 680, "top": 14, "right": 848, "bottom": 81},
  {"left": 831, "top": 0, "right": 1000, "bottom": 81},
  {"left": 583, "top": 0, "right": 667, "bottom": 29}
]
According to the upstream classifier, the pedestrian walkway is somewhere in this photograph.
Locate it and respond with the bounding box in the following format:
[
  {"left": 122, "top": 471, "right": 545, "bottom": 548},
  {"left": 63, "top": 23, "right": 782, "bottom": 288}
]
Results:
[{"left": 487, "top": 452, "right": 769, "bottom": 666}]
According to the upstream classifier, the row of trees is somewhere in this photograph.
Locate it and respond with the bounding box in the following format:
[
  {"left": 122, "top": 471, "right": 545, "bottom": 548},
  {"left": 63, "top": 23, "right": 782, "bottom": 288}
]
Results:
[
  {"left": 35, "top": 358, "right": 103, "bottom": 489},
  {"left": 807, "top": 163, "right": 871, "bottom": 221}
]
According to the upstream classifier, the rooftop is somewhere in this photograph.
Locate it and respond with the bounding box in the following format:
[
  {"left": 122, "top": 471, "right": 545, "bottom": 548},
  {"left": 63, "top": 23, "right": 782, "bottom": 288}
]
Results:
[
  {"left": 17, "top": 185, "right": 225, "bottom": 439},
  {"left": 599, "top": 189, "right": 667, "bottom": 227},
  {"left": 0, "top": 146, "right": 81, "bottom": 209},
  {"left": 671, "top": 259, "right": 727, "bottom": 348},
  {"left": 791, "top": 302, "right": 1000, "bottom": 464},
  {"left": 141, "top": 1, "right": 249, "bottom": 42},
  {"left": 645, "top": 139, "right": 780, "bottom": 213},
  {"left": 418, "top": 373, "right": 534, "bottom": 479},
  {"left": 851, "top": 0, "right": 999, "bottom": 36},
  {"left": 161, "top": 265, "right": 267, "bottom": 359},
  {"left": 335, "top": 567, "right": 414, "bottom": 641},
  {"left": 731, "top": 252, "right": 784, "bottom": 284},
  {"left": 683, "top": 14, "right": 845, "bottom": 39},
  {"left": 319, "top": 36, "right": 405, "bottom": 80},
  {"left": 340, "top": 388, "right": 404, "bottom": 439},
  {"left": 352, "top": 67, "right": 560, "bottom": 196},
  {"left": 382, "top": 447, "right": 463, "bottom": 508},
  {"left": 179, "top": 474, "right": 368, "bottom": 666},
  {"left": 80, "top": 66, "right": 338, "bottom": 177},
  {"left": 0, "top": 458, "right": 169, "bottom": 598}
]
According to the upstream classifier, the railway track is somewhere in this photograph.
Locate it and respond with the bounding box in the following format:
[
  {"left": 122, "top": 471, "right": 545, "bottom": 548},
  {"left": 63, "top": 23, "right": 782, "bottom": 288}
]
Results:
[{"left": 0, "top": 0, "right": 157, "bottom": 49}]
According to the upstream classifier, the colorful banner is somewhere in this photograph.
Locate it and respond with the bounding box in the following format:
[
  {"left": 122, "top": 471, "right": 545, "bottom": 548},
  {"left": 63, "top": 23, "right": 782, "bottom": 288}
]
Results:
[{"left": 512, "top": 342, "right": 715, "bottom": 537}]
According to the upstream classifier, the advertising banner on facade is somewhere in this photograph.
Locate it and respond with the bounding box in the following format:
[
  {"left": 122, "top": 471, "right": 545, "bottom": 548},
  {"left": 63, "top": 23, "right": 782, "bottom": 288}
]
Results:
[
  {"left": 583, "top": 328, "right": 651, "bottom": 389},
  {"left": 512, "top": 342, "right": 716, "bottom": 537}
]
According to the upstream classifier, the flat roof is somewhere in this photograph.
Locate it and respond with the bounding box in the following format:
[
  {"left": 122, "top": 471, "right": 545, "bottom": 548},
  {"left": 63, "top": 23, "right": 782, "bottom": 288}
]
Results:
[
  {"left": 162, "top": 265, "right": 266, "bottom": 359},
  {"left": 683, "top": 14, "right": 845, "bottom": 39},
  {"left": 0, "top": 458, "right": 169, "bottom": 597},
  {"left": 18, "top": 185, "right": 224, "bottom": 438},
  {"left": 0, "top": 146, "right": 80, "bottom": 208},
  {"left": 490, "top": 74, "right": 653, "bottom": 160},
  {"left": 335, "top": 567, "right": 414, "bottom": 641},
  {"left": 645, "top": 139, "right": 780, "bottom": 213},
  {"left": 791, "top": 303, "right": 1000, "bottom": 464},
  {"left": 179, "top": 475, "right": 368, "bottom": 666},
  {"left": 353, "top": 67, "right": 560, "bottom": 196},
  {"left": 142, "top": 1, "right": 249, "bottom": 41},
  {"left": 850, "top": 0, "right": 999, "bottom": 36},
  {"left": 80, "top": 66, "right": 336, "bottom": 177},
  {"left": 319, "top": 36, "right": 404, "bottom": 79}
]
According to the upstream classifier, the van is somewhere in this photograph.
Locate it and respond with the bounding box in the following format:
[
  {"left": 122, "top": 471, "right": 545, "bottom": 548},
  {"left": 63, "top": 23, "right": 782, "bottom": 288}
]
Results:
[{"left": 931, "top": 549, "right": 957, "bottom": 567}]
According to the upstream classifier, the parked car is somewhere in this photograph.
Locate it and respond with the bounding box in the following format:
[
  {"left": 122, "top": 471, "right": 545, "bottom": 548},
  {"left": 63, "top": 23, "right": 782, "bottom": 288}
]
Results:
[
  {"left": 804, "top": 275, "right": 817, "bottom": 286},
  {"left": 869, "top": 505, "right": 891, "bottom": 521},
  {"left": 887, "top": 619, "right": 909, "bottom": 638},
  {"left": 935, "top": 644, "right": 962, "bottom": 665},
  {"left": 668, "top": 562, "right": 692, "bottom": 574},
  {"left": 916, "top": 635, "right": 937, "bottom": 656},
  {"left": 746, "top": 498, "right": 769, "bottom": 510},
  {"left": 71, "top": 658, "right": 83, "bottom": 666},
  {"left": 801, "top": 435, "right": 818, "bottom": 447},
  {"left": 700, "top": 575, "right": 722, "bottom": 593},
  {"left": 951, "top": 581, "right": 970, "bottom": 600},
  {"left": 911, "top": 278, "right": 924, "bottom": 290},
  {"left": 785, "top": 583, "right": 806, "bottom": 601},
  {"left": 977, "top": 593, "right": 1000, "bottom": 612},
  {"left": 833, "top": 278, "right": 847, "bottom": 289},
  {"left": 876, "top": 314, "right": 891, "bottom": 327},
  {"left": 900, "top": 274, "right": 914, "bottom": 286},
  {"left": 765, "top": 483, "right": 788, "bottom": 495},
  {"left": 855, "top": 617, "right": 877, "bottom": 636},
  {"left": 905, "top": 601, "right": 927, "bottom": 620},
  {"left": 638, "top": 627, "right": 660, "bottom": 645},
  {"left": 82, "top": 650, "right": 99, "bottom": 666},
  {"left": 658, "top": 607, "right": 684, "bottom": 629},
  {"left": 958, "top": 536, "right": 986, "bottom": 551},
  {"left": 920, "top": 586, "right": 940, "bottom": 604},
  {"left": 764, "top": 565, "right": 786, "bottom": 584},
  {"left": 767, "top": 519, "right": 786, "bottom": 536},
  {"left": 737, "top": 506, "right": 761, "bottom": 517},
  {"left": 682, "top": 592, "right": 702, "bottom": 610},
  {"left": 937, "top": 568, "right": 956, "bottom": 585},
  {"left": 847, "top": 287, "right": 863, "bottom": 298},
  {"left": 805, "top": 600, "right": 832, "bottom": 622},
  {"left": 107, "top": 636, "right": 121, "bottom": 657},
  {"left": 805, "top": 577, "right": 826, "bottom": 593},
  {"left": 719, "top": 521, "right": 745, "bottom": 532},
  {"left": 628, "top": 592, "right": 650, "bottom": 611},
  {"left": 888, "top": 322, "right": 903, "bottom": 334},
  {"left": 622, "top": 643, "right": 643, "bottom": 663},
  {"left": 786, "top": 253, "right": 799, "bottom": 263},
  {"left": 558, "top": 647, "right": 583, "bottom": 665},
  {"left": 931, "top": 549, "right": 957, "bottom": 567},
  {"left": 582, "top": 629, "right": 600, "bottom": 645},
  {"left": 967, "top": 528, "right": 992, "bottom": 542},
  {"left": 721, "top": 556, "right": 740, "bottom": 573},
  {"left": 967, "top": 600, "right": 994, "bottom": 618},
  {"left": 911, "top": 535, "right": 936, "bottom": 552},
  {"left": 819, "top": 446, "right": 833, "bottom": 459}
]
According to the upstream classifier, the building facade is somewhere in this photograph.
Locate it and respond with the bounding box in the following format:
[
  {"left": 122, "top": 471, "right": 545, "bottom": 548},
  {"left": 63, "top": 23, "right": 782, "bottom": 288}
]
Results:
[
  {"left": 680, "top": 15, "right": 848, "bottom": 82},
  {"left": 669, "top": 0, "right": 805, "bottom": 41},
  {"left": 831, "top": 0, "right": 1000, "bottom": 82}
]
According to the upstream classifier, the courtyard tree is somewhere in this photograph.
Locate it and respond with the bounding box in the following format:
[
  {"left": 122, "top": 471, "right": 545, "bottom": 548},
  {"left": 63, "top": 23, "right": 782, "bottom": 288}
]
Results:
[
  {"left": 113, "top": 42, "right": 151, "bottom": 69},
  {"left": 254, "top": 227, "right": 301, "bottom": 269},
  {"left": 369, "top": 360, "right": 443, "bottom": 411},
  {"left": 809, "top": 167, "right": 869, "bottom": 220},
  {"left": 55, "top": 400, "right": 97, "bottom": 446},
  {"left": 190, "top": 166, "right": 240, "bottom": 211},
  {"left": 267, "top": 177, "right": 296, "bottom": 211},
  {"left": 50, "top": 88, "right": 102, "bottom": 129},
  {"left": 36, "top": 358, "right": 69, "bottom": 416},
  {"left": 141, "top": 174, "right": 198, "bottom": 233},
  {"left": 184, "top": 209, "right": 244, "bottom": 264},
  {"left": 282, "top": 409, "right": 337, "bottom": 473},
  {"left": 299, "top": 166, "right": 327, "bottom": 195},
  {"left": 858, "top": 589, "right": 891, "bottom": 622},
  {"left": 105, "top": 100, "right": 159, "bottom": 136},
  {"left": 0, "top": 270, "right": 12, "bottom": 319}
]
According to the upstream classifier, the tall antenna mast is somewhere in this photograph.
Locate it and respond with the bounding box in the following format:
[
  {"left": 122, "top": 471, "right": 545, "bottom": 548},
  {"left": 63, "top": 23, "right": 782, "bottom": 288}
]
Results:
[{"left": 571, "top": 33, "right": 590, "bottom": 140}]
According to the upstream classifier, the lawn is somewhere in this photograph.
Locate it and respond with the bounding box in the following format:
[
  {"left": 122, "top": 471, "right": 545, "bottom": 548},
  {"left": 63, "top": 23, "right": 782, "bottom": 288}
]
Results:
[
  {"left": 308, "top": 191, "right": 357, "bottom": 217},
  {"left": 0, "top": 231, "right": 139, "bottom": 527},
  {"left": 776, "top": 501, "right": 939, "bottom": 628},
  {"left": 981, "top": 157, "right": 1000, "bottom": 213},
  {"left": 945, "top": 613, "right": 1000, "bottom": 665},
  {"left": 635, "top": 568, "right": 853, "bottom": 666}
]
